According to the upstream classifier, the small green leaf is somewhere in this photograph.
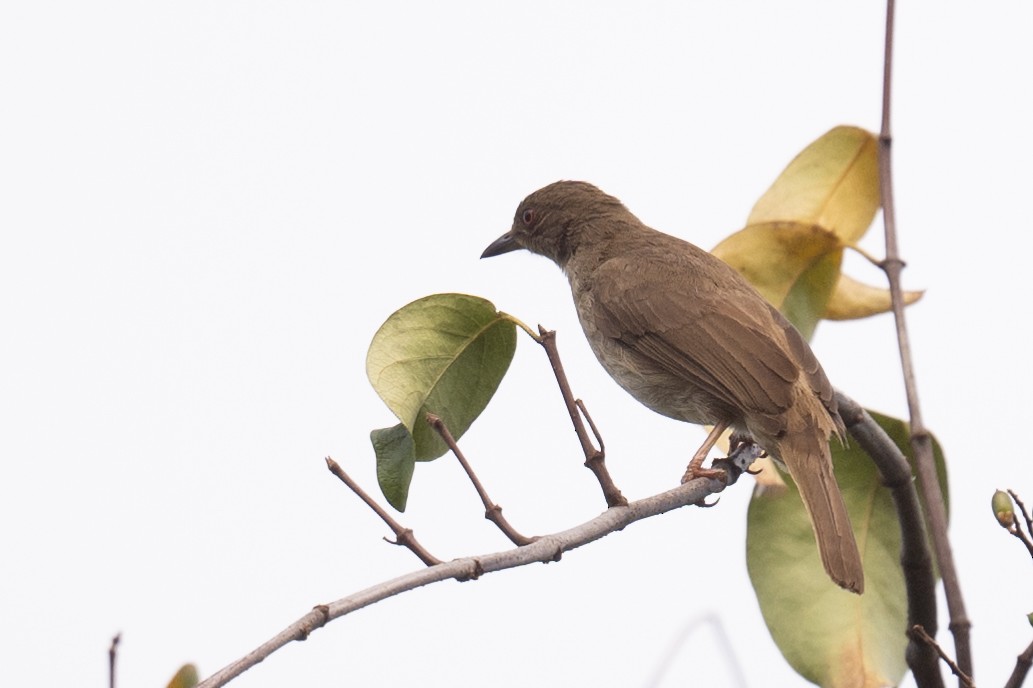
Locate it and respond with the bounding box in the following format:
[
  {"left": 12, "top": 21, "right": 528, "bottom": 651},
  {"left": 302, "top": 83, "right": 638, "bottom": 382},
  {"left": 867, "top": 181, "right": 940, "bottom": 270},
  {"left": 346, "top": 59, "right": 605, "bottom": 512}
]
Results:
[
  {"left": 166, "top": 664, "right": 199, "bottom": 688},
  {"left": 747, "top": 412, "right": 948, "bottom": 687},
  {"left": 371, "top": 424, "right": 416, "bottom": 511}
]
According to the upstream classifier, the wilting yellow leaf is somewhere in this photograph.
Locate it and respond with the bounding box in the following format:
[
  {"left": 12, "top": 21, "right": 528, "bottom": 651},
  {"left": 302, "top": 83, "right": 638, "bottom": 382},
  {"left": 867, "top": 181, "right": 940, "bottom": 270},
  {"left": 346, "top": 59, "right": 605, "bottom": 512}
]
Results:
[
  {"left": 748, "top": 126, "right": 880, "bottom": 243},
  {"left": 824, "top": 273, "right": 924, "bottom": 320},
  {"left": 712, "top": 221, "right": 841, "bottom": 339}
]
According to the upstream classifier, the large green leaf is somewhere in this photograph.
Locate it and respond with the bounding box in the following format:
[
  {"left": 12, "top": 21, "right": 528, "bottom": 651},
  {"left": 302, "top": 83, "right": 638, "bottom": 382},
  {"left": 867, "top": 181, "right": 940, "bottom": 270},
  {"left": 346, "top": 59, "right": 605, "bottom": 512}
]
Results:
[
  {"left": 366, "top": 293, "right": 517, "bottom": 508},
  {"left": 746, "top": 412, "right": 948, "bottom": 687}
]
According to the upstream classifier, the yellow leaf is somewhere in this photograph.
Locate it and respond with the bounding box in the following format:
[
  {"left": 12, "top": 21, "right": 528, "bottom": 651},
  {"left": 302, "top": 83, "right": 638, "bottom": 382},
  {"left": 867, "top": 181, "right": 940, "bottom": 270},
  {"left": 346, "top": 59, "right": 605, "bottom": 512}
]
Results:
[
  {"left": 824, "top": 273, "right": 924, "bottom": 320},
  {"left": 748, "top": 126, "right": 880, "bottom": 243},
  {"left": 712, "top": 221, "right": 841, "bottom": 339},
  {"left": 166, "top": 664, "right": 199, "bottom": 688}
]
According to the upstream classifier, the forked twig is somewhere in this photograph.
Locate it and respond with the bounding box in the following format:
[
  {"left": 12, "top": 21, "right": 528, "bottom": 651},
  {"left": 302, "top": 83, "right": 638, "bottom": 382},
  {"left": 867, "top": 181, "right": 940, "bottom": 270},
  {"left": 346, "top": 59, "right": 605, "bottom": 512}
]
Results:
[{"left": 537, "top": 326, "right": 627, "bottom": 507}]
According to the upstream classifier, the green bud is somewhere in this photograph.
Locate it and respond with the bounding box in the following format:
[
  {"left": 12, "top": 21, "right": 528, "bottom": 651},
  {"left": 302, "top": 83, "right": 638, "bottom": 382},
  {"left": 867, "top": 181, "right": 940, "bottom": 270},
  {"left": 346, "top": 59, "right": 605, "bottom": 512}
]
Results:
[{"left": 992, "top": 490, "right": 1016, "bottom": 528}]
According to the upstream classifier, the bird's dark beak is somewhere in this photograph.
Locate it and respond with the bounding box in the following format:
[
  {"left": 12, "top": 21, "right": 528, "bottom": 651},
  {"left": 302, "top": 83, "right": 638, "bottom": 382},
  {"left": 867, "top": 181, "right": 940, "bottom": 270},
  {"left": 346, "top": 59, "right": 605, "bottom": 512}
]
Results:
[{"left": 480, "top": 231, "right": 522, "bottom": 259}]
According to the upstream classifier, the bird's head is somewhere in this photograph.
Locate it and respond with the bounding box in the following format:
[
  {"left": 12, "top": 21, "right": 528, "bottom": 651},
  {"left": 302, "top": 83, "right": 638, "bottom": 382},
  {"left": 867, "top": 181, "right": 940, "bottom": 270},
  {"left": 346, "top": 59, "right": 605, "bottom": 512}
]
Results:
[{"left": 481, "top": 180, "right": 630, "bottom": 268}]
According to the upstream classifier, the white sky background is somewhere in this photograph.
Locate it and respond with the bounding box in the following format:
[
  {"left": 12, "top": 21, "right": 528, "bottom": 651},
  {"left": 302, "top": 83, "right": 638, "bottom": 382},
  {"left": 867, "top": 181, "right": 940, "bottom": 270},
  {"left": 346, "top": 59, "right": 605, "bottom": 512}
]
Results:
[{"left": 2, "top": 3, "right": 1031, "bottom": 687}]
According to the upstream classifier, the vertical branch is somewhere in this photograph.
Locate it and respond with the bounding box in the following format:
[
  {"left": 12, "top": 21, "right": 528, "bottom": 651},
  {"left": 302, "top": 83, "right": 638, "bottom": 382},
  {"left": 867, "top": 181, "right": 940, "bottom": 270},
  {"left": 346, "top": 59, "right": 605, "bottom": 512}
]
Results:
[
  {"left": 108, "top": 632, "right": 120, "bottom": 688},
  {"left": 878, "top": 0, "right": 972, "bottom": 680}
]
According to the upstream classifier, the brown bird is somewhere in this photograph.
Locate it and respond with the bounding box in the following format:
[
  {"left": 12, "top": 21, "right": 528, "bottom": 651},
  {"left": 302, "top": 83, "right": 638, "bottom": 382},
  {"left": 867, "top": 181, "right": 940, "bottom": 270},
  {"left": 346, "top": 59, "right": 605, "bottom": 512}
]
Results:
[{"left": 481, "top": 180, "right": 864, "bottom": 594}]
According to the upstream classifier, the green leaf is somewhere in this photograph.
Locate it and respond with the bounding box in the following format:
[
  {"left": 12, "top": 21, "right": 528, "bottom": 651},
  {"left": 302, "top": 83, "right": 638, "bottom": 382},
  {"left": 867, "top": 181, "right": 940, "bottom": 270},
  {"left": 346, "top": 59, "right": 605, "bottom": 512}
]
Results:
[
  {"left": 366, "top": 293, "right": 517, "bottom": 507},
  {"left": 166, "top": 664, "right": 199, "bottom": 688},
  {"left": 371, "top": 424, "right": 416, "bottom": 511},
  {"left": 747, "top": 412, "right": 947, "bottom": 687}
]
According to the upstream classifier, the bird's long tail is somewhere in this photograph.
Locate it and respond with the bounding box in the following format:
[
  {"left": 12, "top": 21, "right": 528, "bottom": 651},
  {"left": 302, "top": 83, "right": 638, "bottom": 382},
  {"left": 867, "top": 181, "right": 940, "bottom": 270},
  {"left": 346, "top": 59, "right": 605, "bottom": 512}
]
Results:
[{"left": 777, "top": 425, "right": 864, "bottom": 594}]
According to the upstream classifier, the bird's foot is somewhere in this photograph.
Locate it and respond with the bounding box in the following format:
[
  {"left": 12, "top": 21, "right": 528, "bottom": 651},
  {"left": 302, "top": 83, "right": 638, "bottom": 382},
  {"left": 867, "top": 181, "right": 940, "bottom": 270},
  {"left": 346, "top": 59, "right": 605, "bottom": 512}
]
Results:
[{"left": 680, "top": 464, "right": 728, "bottom": 484}]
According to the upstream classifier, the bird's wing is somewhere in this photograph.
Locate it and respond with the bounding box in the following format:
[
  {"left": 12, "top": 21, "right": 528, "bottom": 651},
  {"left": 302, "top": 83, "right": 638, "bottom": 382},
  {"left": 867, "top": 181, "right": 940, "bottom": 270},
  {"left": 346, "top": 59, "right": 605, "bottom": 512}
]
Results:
[
  {"left": 589, "top": 251, "right": 801, "bottom": 427},
  {"left": 775, "top": 305, "right": 843, "bottom": 434}
]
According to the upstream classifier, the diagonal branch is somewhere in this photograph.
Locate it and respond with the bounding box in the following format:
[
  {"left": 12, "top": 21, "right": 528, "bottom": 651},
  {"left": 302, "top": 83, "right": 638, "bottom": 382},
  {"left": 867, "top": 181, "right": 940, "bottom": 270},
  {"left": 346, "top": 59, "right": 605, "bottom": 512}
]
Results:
[
  {"left": 1004, "top": 638, "right": 1033, "bottom": 688},
  {"left": 908, "top": 625, "right": 975, "bottom": 688},
  {"left": 325, "top": 457, "right": 442, "bottom": 566},
  {"left": 537, "top": 326, "right": 627, "bottom": 507},
  {"left": 195, "top": 468, "right": 741, "bottom": 688},
  {"left": 427, "top": 412, "right": 537, "bottom": 546}
]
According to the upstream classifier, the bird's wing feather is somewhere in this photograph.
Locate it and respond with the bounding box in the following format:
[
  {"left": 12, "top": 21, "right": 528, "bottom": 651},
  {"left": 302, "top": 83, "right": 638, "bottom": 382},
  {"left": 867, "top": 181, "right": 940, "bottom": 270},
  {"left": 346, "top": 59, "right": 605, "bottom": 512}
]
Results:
[{"left": 589, "top": 251, "right": 800, "bottom": 424}]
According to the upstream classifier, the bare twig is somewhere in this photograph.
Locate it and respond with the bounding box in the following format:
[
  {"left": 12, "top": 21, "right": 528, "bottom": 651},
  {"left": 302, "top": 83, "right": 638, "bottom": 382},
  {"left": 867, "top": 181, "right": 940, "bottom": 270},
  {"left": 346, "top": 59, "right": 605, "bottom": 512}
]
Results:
[
  {"left": 426, "top": 412, "right": 537, "bottom": 546},
  {"left": 1006, "top": 490, "right": 1033, "bottom": 558},
  {"left": 108, "top": 632, "right": 120, "bottom": 688},
  {"left": 836, "top": 393, "right": 942, "bottom": 688},
  {"left": 537, "top": 326, "right": 627, "bottom": 507},
  {"left": 908, "top": 625, "right": 975, "bottom": 688},
  {"left": 324, "top": 457, "right": 442, "bottom": 566},
  {"left": 878, "top": 0, "right": 971, "bottom": 680},
  {"left": 1009, "top": 490, "right": 1033, "bottom": 534},
  {"left": 1004, "top": 638, "right": 1033, "bottom": 688},
  {"left": 196, "top": 470, "right": 737, "bottom": 688}
]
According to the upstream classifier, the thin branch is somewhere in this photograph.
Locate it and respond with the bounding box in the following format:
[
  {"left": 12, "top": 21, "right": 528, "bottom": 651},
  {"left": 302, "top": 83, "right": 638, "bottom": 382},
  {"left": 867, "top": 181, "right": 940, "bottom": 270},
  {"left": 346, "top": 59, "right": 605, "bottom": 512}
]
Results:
[
  {"left": 426, "top": 412, "right": 537, "bottom": 546},
  {"left": 537, "top": 326, "right": 627, "bottom": 507},
  {"left": 195, "top": 469, "right": 740, "bottom": 688},
  {"left": 836, "top": 393, "right": 942, "bottom": 688},
  {"left": 1012, "top": 491, "right": 1033, "bottom": 533},
  {"left": 324, "top": 457, "right": 442, "bottom": 566},
  {"left": 1002, "top": 490, "right": 1033, "bottom": 559},
  {"left": 643, "top": 614, "right": 748, "bottom": 688},
  {"left": 878, "top": 0, "right": 972, "bottom": 680},
  {"left": 108, "top": 632, "right": 120, "bottom": 688},
  {"left": 1004, "top": 638, "right": 1033, "bottom": 688},
  {"left": 908, "top": 625, "right": 975, "bottom": 688}
]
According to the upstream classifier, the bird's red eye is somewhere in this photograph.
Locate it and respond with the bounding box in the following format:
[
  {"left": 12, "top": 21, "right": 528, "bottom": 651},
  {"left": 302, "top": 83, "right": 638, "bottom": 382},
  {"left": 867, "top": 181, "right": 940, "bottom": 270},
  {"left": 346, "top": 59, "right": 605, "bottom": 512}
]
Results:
[{"left": 522, "top": 208, "right": 535, "bottom": 226}]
